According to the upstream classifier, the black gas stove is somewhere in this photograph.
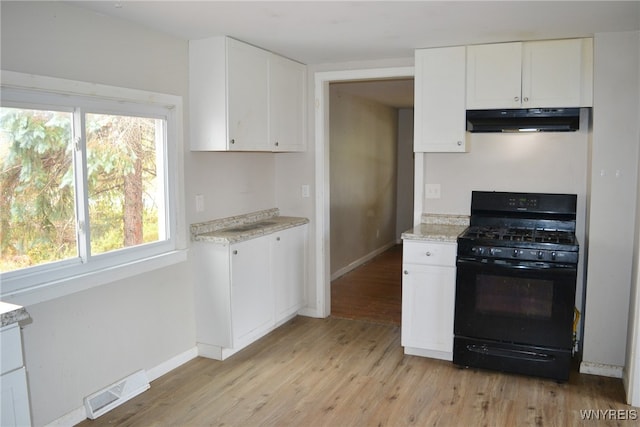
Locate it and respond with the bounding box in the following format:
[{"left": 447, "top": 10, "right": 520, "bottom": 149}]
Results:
[{"left": 453, "top": 191, "right": 579, "bottom": 381}]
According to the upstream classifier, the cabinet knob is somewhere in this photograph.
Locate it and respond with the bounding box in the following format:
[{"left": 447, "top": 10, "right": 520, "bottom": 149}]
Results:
[
  {"left": 275, "top": 141, "right": 279, "bottom": 147},
  {"left": 425, "top": 251, "right": 432, "bottom": 256},
  {"left": 514, "top": 96, "right": 520, "bottom": 102},
  {"left": 276, "top": 237, "right": 280, "bottom": 241},
  {"left": 457, "top": 141, "right": 462, "bottom": 146},
  {"left": 230, "top": 139, "right": 235, "bottom": 145},
  {"left": 404, "top": 270, "right": 409, "bottom": 275},
  {"left": 233, "top": 250, "right": 238, "bottom": 255},
  {"left": 523, "top": 97, "right": 529, "bottom": 102}
]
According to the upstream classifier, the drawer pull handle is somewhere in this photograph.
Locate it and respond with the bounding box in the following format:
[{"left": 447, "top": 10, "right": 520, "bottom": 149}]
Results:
[{"left": 425, "top": 251, "right": 432, "bottom": 256}]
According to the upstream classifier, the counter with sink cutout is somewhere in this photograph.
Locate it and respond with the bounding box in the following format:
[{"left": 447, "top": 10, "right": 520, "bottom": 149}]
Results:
[{"left": 191, "top": 208, "right": 309, "bottom": 244}]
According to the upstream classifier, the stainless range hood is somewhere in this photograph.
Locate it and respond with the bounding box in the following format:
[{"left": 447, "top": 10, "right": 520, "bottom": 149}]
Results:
[{"left": 466, "top": 108, "right": 581, "bottom": 133}]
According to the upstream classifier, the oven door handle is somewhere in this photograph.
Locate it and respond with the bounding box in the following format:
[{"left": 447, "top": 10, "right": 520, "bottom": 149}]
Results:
[{"left": 456, "top": 257, "right": 577, "bottom": 272}]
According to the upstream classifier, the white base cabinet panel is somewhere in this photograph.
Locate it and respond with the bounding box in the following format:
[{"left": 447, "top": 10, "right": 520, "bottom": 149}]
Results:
[
  {"left": 401, "top": 241, "right": 457, "bottom": 361},
  {"left": 273, "top": 226, "right": 307, "bottom": 323},
  {"left": 1, "top": 323, "right": 31, "bottom": 427},
  {"left": 194, "top": 224, "right": 307, "bottom": 360}
]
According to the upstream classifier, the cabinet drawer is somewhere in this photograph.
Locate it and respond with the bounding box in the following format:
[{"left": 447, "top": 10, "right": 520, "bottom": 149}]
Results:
[{"left": 403, "top": 240, "right": 456, "bottom": 267}]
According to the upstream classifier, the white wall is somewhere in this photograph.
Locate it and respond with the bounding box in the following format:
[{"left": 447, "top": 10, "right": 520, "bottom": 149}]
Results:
[
  {"left": 0, "top": 2, "right": 278, "bottom": 425},
  {"left": 329, "top": 85, "right": 398, "bottom": 276},
  {"left": 583, "top": 31, "right": 640, "bottom": 374}
]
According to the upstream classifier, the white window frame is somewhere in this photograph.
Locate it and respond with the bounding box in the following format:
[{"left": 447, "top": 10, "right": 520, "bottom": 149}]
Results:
[{"left": 0, "top": 71, "right": 187, "bottom": 306}]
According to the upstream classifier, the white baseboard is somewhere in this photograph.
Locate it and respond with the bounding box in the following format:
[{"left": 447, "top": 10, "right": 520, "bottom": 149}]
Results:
[
  {"left": 46, "top": 347, "right": 198, "bottom": 427},
  {"left": 331, "top": 241, "right": 397, "bottom": 281},
  {"left": 404, "top": 346, "right": 453, "bottom": 362},
  {"left": 147, "top": 347, "right": 198, "bottom": 382},
  {"left": 580, "top": 361, "right": 624, "bottom": 378},
  {"left": 45, "top": 407, "right": 86, "bottom": 427}
]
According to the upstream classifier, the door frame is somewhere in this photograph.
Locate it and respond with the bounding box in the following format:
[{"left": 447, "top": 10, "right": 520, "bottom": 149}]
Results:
[{"left": 313, "top": 66, "right": 417, "bottom": 318}]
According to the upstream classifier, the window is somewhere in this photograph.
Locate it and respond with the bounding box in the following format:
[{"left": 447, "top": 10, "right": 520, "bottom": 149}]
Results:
[{"left": 0, "top": 73, "right": 185, "bottom": 302}]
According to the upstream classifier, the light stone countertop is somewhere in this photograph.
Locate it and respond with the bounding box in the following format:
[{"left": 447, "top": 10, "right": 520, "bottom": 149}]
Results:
[
  {"left": 0, "top": 301, "right": 30, "bottom": 328},
  {"left": 191, "top": 208, "right": 309, "bottom": 244},
  {"left": 401, "top": 214, "right": 470, "bottom": 243}
]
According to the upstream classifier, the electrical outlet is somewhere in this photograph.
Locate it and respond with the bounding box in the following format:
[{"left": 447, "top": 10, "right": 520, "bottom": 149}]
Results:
[
  {"left": 301, "top": 184, "right": 310, "bottom": 198},
  {"left": 425, "top": 184, "right": 441, "bottom": 199}
]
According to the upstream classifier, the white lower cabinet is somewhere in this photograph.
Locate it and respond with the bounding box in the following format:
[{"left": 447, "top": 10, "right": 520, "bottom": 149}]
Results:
[
  {"left": 401, "top": 240, "right": 457, "bottom": 361},
  {"left": 1, "top": 323, "right": 31, "bottom": 427},
  {"left": 272, "top": 226, "right": 307, "bottom": 323},
  {"left": 194, "top": 224, "right": 307, "bottom": 360},
  {"left": 229, "top": 237, "right": 274, "bottom": 348}
]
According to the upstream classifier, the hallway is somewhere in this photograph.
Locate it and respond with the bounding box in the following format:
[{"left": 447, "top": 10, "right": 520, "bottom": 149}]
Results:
[{"left": 330, "top": 244, "right": 403, "bottom": 325}]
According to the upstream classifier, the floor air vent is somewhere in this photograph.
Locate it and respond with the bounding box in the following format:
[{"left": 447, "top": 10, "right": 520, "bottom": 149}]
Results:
[{"left": 84, "top": 370, "right": 150, "bottom": 419}]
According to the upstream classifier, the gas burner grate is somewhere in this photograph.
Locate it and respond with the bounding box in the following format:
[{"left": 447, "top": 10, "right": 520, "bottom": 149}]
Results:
[{"left": 462, "top": 227, "right": 576, "bottom": 245}]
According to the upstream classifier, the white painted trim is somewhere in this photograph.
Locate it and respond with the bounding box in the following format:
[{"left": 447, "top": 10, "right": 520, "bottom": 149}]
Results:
[
  {"left": 146, "top": 347, "right": 198, "bottom": 382},
  {"left": 313, "top": 66, "right": 415, "bottom": 319},
  {"left": 330, "top": 241, "right": 397, "bottom": 281},
  {"left": 44, "top": 347, "right": 198, "bottom": 426},
  {"left": 4, "top": 250, "right": 187, "bottom": 307},
  {"left": 414, "top": 153, "right": 424, "bottom": 225},
  {"left": 404, "top": 346, "right": 453, "bottom": 361},
  {"left": 580, "top": 361, "right": 624, "bottom": 378},
  {"left": 0, "top": 70, "right": 187, "bottom": 306},
  {"left": 44, "top": 406, "right": 86, "bottom": 427}
]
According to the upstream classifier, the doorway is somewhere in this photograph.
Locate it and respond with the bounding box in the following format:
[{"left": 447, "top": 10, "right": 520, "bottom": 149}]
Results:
[{"left": 312, "top": 66, "right": 415, "bottom": 320}]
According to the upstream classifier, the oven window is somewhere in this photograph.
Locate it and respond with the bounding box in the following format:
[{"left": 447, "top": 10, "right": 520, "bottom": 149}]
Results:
[{"left": 476, "top": 274, "right": 553, "bottom": 319}]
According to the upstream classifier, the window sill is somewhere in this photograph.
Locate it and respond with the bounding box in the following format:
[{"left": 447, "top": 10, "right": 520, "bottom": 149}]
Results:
[{"left": 1, "top": 249, "right": 188, "bottom": 307}]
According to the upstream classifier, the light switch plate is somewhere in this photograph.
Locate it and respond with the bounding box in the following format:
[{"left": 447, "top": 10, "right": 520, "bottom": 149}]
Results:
[
  {"left": 195, "top": 194, "right": 205, "bottom": 212},
  {"left": 301, "top": 184, "right": 310, "bottom": 198},
  {"left": 425, "top": 184, "right": 441, "bottom": 199}
]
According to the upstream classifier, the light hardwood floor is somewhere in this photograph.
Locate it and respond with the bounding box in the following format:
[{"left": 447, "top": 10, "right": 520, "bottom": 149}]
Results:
[
  {"left": 78, "top": 316, "right": 630, "bottom": 427},
  {"left": 79, "top": 246, "right": 631, "bottom": 426}
]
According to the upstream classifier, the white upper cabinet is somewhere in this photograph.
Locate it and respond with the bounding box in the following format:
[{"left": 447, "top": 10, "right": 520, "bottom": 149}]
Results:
[
  {"left": 466, "top": 42, "right": 522, "bottom": 109},
  {"left": 414, "top": 46, "right": 468, "bottom": 153},
  {"left": 227, "top": 39, "right": 270, "bottom": 151},
  {"left": 189, "top": 36, "right": 307, "bottom": 152},
  {"left": 269, "top": 55, "right": 306, "bottom": 152},
  {"left": 466, "top": 38, "right": 593, "bottom": 109}
]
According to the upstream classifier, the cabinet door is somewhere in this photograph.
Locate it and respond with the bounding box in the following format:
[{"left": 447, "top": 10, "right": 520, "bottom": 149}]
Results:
[
  {"left": 227, "top": 39, "right": 269, "bottom": 150},
  {"left": 269, "top": 56, "right": 306, "bottom": 152},
  {"left": 401, "top": 264, "right": 456, "bottom": 355},
  {"left": 230, "top": 237, "right": 274, "bottom": 346},
  {"left": 414, "top": 46, "right": 467, "bottom": 152},
  {"left": 272, "top": 225, "right": 307, "bottom": 322},
  {"left": 522, "top": 39, "right": 585, "bottom": 108},
  {"left": 1, "top": 367, "right": 31, "bottom": 427},
  {"left": 466, "top": 42, "right": 522, "bottom": 109}
]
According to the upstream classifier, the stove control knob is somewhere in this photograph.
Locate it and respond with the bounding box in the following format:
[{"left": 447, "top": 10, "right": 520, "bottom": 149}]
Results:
[
  {"left": 489, "top": 248, "right": 496, "bottom": 256},
  {"left": 537, "top": 250, "right": 544, "bottom": 260},
  {"left": 512, "top": 249, "right": 520, "bottom": 257},
  {"left": 473, "top": 247, "right": 484, "bottom": 255},
  {"left": 551, "top": 251, "right": 557, "bottom": 261}
]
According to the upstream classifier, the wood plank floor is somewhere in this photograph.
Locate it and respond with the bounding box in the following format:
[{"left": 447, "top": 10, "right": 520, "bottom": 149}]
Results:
[
  {"left": 78, "top": 316, "right": 630, "bottom": 427},
  {"left": 331, "top": 244, "right": 402, "bottom": 325}
]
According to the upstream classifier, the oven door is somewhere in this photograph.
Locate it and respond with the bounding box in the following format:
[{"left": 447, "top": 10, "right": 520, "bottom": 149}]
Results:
[{"left": 454, "top": 257, "right": 577, "bottom": 350}]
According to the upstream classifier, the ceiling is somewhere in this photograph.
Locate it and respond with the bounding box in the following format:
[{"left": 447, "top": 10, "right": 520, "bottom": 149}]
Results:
[
  {"left": 69, "top": 1, "right": 639, "bottom": 65},
  {"left": 67, "top": 1, "right": 639, "bottom": 108}
]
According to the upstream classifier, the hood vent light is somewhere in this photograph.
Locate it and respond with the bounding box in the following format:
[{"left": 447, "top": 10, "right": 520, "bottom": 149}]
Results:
[{"left": 466, "top": 108, "right": 581, "bottom": 133}]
